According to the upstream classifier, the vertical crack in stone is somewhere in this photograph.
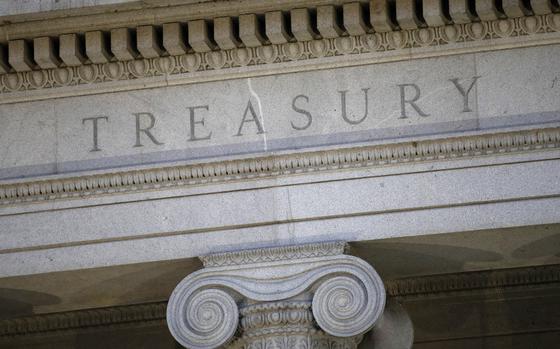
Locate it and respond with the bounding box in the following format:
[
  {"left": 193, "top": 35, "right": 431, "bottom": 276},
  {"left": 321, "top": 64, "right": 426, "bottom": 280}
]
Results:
[{"left": 247, "top": 77, "right": 268, "bottom": 152}]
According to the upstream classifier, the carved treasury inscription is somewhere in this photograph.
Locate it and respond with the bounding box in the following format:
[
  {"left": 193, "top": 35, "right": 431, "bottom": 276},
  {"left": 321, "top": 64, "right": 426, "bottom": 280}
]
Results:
[
  {"left": 81, "top": 77, "right": 479, "bottom": 152},
  {"left": 0, "top": 45, "right": 558, "bottom": 179}
]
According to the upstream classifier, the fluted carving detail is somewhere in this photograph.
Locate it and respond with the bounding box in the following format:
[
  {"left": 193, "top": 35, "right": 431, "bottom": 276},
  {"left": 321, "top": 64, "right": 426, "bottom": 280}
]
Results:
[{"left": 167, "top": 242, "right": 386, "bottom": 349}]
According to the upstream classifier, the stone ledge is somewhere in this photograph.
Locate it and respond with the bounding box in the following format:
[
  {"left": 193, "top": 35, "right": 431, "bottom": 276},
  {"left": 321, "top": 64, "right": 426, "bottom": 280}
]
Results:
[
  {"left": 1, "top": 263, "right": 558, "bottom": 337},
  {"left": 200, "top": 241, "right": 347, "bottom": 267},
  {"left": 385, "top": 264, "right": 560, "bottom": 297},
  {"left": 0, "top": 302, "right": 167, "bottom": 337},
  {"left": 0, "top": 1, "right": 558, "bottom": 103},
  {"left": 0, "top": 127, "right": 558, "bottom": 206}
]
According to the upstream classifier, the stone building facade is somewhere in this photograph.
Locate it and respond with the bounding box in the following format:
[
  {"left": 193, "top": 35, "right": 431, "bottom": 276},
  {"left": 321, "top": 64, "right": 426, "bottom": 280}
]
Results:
[{"left": 0, "top": 0, "right": 559, "bottom": 348}]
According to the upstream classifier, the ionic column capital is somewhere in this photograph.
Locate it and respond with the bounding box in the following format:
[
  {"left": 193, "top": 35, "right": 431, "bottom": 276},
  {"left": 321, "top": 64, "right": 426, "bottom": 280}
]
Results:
[{"left": 167, "top": 242, "right": 386, "bottom": 349}]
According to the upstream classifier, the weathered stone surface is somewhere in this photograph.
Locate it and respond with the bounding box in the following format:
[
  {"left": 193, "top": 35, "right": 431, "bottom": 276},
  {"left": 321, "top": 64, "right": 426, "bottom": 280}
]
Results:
[
  {"left": 423, "top": 0, "right": 449, "bottom": 26},
  {"left": 0, "top": 42, "right": 559, "bottom": 280},
  {"left": 290, "top": 8, "right": 317, "bottom": 41},
  {"left": 316, "top": 5, "right": 344, "bottom": 38},
  {"left": 111, "top": 28, "right": 138, "bottom": 61},
  {"left": 239, "top": 14, "right": 266, "bottom": 47},
  {"left": 163, "top": 22, "right": 188, "bottom": 56},
  {"left": 370, "top": 0, "right": 396, "bottom": 32},
  {"left": 0, "top": 46, "right": 9, "bottom": 73},
  {"left": 0, "top": 2, "right": 558, "bottom": 348},
  {"left": 476, "top": 0, "right": 502, "bottom": 20},
  {"left": 0, "top": 44, "right": 558, "bottom": 179},
  {"left": 265, "top": 11, "right": 291, "bottom": 44},
  {"left": 343, "top": 2, "right": 368, "bottom": 35},
  {"left": 59, "top": 33, "right": 86, "bottom": 66},
  {"left": 396, "top": 0, "right": 423, "bottom": 29},
  {"left": 2, "top": 152, "right": 559, "bottom": 278},
  {"left": 33, "top": 37, "right": 61, "bottom": 69},
  {"left": 137, "top": 25, "right": 164, "bottom": 58},
  {"left": 214, "top": 17, "right": 240, "bottom": 50},
  {"left": 188, "top": 20, "right": 216, "bottom": 52},
  {"left": 0, "top": 0, "right": 137, "bottom": 15},
  {"left": 85, "top": 31, "right": 112, "bottom": 63},
  {"left": 449, "top": 0, "right": 475, "bottom": 23},
  {"left": 167, "top": 242, "right": 386, "bottom": 349},
  {"left": 8, "top": 40, "right": 34, "bottom": 71},
  {"left": 0, "top": 11, "right": 558, "bottom": 105}
]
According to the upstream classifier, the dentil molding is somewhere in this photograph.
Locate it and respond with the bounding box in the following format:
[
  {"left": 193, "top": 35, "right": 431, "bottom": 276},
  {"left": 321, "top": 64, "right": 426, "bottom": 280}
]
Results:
[
  {"left": 0, "top": 0, "right": 558, "bottom": 104},
  {"left": 386, "top": 263, "right": 560, "bottom": 297}
]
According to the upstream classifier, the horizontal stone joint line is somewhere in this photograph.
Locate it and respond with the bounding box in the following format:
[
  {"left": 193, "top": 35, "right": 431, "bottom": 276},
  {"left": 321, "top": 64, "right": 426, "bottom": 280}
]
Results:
[
  {"left": 0, "top": 263, "right": 557, "bottom": 337},
  {"left": 0, "top": 127, "right": 558, "bottom": 206},
  {"left": 2, "top": 190, "right": 559, "bottom": 255}
]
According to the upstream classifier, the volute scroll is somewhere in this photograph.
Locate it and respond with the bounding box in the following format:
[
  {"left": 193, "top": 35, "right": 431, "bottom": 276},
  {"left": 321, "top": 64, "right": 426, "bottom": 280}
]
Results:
[{"left": 167, "top": 242, "right": 387, "bottom": 349}]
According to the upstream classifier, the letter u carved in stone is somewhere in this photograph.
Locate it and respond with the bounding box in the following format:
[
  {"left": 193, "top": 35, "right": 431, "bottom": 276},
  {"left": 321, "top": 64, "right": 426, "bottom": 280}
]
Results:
[{"left": 166, "top": 242, "right": 386, "bottom": 349}]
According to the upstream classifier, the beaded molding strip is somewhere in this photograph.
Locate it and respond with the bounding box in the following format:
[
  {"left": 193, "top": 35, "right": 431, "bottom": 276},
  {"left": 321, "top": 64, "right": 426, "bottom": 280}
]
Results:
[
  {"left": 0, "top": 127, "right": 558, "bottom": 206},
  {"left": 200, "top": 241, "right": 347, "bottom": 267}
]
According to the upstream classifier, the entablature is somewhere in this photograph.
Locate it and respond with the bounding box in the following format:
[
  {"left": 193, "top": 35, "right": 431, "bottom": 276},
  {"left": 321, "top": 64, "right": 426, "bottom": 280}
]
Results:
[
  {"left": 0, "top": 0, "right": 558, "bottom": 103},
  {"left": 0, "top": 127, "right": 558, "bottom": 207}
]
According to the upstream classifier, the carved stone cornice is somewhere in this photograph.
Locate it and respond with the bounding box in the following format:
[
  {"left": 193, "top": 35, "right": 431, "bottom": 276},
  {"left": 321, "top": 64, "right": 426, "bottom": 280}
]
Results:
[
  {"left": 0, "top": 264, "right": 558, "bottom": 338},
  {"left": 0, "top": 302, "right": 167, "bottom": 337},
  {"left": 166, "top": 242, "right": 386, "bottom": 349},
  {"left": 385, "top": 263, "right": 560, "bottom": 297},
  {"left": 0, "top": 127, "right": 558, "bottom": 207},
  {"left": 0, "top": 1, "right": 558, "bottom": 104},
  {"left": 0, "top": 0, "right": 357, "bottom": 36}
]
